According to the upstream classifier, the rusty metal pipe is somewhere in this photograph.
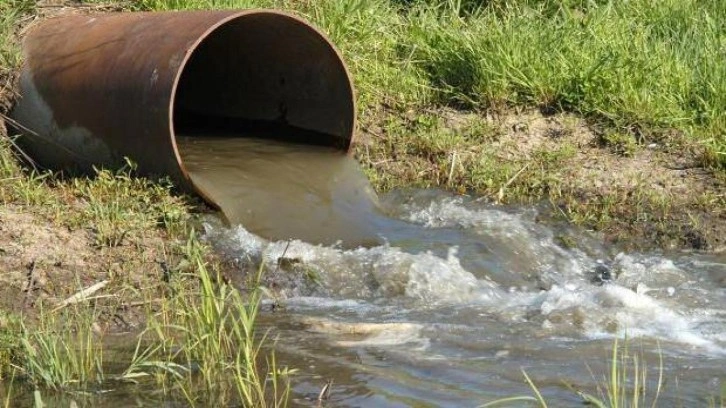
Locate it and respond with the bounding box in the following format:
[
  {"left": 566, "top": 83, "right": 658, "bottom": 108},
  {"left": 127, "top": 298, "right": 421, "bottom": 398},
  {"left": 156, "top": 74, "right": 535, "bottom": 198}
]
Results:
[{"left": 10, "top": 10, "right": 355, "bottom": 204}]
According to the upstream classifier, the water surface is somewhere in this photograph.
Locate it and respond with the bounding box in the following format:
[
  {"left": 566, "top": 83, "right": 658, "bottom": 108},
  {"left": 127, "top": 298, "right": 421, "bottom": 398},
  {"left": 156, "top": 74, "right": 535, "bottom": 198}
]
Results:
[{"left": 179, "top": 135, "right": 725, "bottom": 406}]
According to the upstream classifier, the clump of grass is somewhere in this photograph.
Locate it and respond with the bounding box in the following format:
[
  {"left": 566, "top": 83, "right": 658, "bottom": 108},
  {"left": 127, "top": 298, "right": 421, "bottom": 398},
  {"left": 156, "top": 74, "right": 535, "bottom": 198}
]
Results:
[
  {"left": 0, "top": 312, "right": 20, "bottom": 382},
  {"left": 114, "top": 231, "right": 293, "bottom": 407},
  {"left": 301, "top": 0, "right": 428, "bottom": 112},
  {"left": 64, "top": 161, "right": 189, "bottom": 247},
  {"left": 16, "top": 306, "right": 105, "bottom": 391},
  {"left": 175, "top": 233, "right": 289, "bottom": 406},
  {"left": 360, "top": 110, "right": 576, "bottom": 202},
  {"left": 0, "top": 228, "right": 289, "bottom": 406},
  {"left": 0, "top": 0, "right": 33, "bottom": 76},
  {"left": 0, "top": 139, "right": 190, "bottom": 248},
  {"left": 601, "top": 131, "right": 639, "bottom": 157},
  {"left": 575, "top": 338, "right": 664, "bottom": 408}
]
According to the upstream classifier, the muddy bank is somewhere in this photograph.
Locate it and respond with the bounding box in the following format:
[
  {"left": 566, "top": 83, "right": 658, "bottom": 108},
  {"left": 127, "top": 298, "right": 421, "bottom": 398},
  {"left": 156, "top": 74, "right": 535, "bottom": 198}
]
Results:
[{"left": 0, "top": 207, "right": 142, "bottom": 324}]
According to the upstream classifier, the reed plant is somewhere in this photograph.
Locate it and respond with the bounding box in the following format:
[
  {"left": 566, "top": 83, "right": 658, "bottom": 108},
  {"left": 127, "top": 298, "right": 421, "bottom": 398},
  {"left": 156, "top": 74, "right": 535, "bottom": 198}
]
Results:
[
  {"left": 132, "top": 231, "right": 291, "bottom": 407},
  {"left": 584, "top": 338, "right": 664, "bottom": 408},
  {"left": 0, "top": 235, "right": 289, "bottom": 406},
  {"left": 139, "top": 233, "right": 291, "bottom": 407},
  {"left": 16, "top": 305, "right": 105, "bottom": 391}
]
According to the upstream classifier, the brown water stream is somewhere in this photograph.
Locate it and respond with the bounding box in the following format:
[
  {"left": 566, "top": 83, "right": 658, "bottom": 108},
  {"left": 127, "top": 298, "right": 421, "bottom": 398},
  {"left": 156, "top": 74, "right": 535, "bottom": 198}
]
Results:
[
  {"left": 177, "top": 136, "right": 725, "bottom": 407},
  {"left": 177, "top": 135, "right": 384, "bottom": 248}
]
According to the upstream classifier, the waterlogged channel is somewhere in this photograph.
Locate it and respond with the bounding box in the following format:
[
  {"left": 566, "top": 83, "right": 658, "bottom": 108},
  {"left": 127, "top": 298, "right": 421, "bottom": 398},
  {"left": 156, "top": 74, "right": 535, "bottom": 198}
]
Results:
[{"left": 179, "top": 136, "right": 725, "bottom": 407}]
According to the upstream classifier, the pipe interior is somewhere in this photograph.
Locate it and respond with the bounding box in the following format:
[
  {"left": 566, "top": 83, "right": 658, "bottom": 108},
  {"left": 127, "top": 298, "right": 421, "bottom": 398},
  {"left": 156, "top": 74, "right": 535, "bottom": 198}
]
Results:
[{"left": 172, "top": 13, "right": 354, "bottom": 150}]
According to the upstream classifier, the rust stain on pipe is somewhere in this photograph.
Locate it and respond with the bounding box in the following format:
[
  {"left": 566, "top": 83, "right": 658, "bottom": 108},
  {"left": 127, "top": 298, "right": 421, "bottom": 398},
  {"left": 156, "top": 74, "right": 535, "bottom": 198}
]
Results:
[{"left": 10, "top": 10, "right": 356, "bottom": 205}]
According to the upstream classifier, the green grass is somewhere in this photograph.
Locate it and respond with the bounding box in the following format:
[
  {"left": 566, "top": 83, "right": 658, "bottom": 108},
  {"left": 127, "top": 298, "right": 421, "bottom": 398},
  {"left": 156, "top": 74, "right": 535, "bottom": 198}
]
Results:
[
  {"left": 400, "top": 0, "right": 725, "bottom": 165},
  {"left": 0, "top": 1, "right": 32, "bottom": 73},
  {"left": 140, "top": 235, "right": 291, "bottom": 407},
  {"left": 0, "top": 227, "right": 290, "bottom": 406},
  {"left": 17, "top": 306, "right": 105, "bottom": 391},
  {"left": 360, "top": 110, "right": 581, "bottom": 202},
  {"left": 139, "top": 0, "right": 726, "bottom": 167}
]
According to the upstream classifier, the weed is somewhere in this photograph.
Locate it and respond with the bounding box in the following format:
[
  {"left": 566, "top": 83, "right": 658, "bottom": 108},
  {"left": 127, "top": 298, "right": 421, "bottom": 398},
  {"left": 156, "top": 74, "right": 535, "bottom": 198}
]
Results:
[
  {"left": 0, "top": 312, "right": 20, "bottom": 381},
  {"left": 0, "top": 1, "right": 33, "bottom": 74},
  {"left": 64, "top": 161, "right": 188, "bottom": 247},
  {"left": 574, "top": 338, "right": 664, "bottom": 408},
  {"left": 140, "top": 235, "right": 292, "bottom": 407},
  {"left": 16, "top": 305, "right": 105, "bottom": 391}
]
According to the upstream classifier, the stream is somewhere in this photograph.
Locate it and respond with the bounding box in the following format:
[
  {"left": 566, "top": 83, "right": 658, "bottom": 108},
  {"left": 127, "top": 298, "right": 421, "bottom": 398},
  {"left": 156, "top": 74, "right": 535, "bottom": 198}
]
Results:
[{"left": 178, "top": 136, "right": 725, "bottom": 407}]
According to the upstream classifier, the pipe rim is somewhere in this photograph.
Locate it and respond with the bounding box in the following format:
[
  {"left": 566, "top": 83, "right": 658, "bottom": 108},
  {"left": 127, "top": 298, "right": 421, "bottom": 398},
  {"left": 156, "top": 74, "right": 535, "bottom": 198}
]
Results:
[{"left": 167, "top": 9, "right": 357, "bottom": 205}]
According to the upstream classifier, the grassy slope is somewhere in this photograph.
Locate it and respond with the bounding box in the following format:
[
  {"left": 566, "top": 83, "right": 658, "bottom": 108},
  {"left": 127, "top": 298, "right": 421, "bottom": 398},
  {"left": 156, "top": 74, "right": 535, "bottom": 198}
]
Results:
[{"left": 2, "top": 0, "right": 722, "bottom": 242}]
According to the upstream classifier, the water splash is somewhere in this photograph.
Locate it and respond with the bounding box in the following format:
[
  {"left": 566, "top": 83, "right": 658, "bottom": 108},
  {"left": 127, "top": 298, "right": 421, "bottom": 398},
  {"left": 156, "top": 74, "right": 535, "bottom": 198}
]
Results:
[{"left": 204, "top": 191, "right": 726, "bottom": 355}]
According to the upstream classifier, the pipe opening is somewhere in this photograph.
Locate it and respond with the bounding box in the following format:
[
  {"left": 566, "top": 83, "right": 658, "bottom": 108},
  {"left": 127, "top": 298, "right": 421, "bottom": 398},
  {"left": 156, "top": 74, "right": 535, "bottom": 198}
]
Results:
[{"left": 172, "top": 11, "right": 355, "bottom": 150}]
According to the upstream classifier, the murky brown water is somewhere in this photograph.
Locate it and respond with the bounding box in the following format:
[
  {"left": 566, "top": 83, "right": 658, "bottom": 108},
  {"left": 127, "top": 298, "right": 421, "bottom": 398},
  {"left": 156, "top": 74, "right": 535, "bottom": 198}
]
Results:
[
  {"left": 177, "top": 135, "right": 385, "bottom": 248},
  {"left": 180, "top": 136, "right": 724, "bottom": 407}
]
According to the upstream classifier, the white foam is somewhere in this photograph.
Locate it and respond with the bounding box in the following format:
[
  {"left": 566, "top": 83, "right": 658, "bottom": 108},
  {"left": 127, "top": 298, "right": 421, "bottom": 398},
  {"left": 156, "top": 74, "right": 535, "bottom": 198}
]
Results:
[
  {"left": 209, "top": 221, "right": 502, "bottom": 304},
  {"left": 533, "top": 282, "right": 726, "bottom": 354},
  {"left": 202, "top": 194, "right": 726, "bottom": 356},
  {"left": 403, "top": 197, "right": 592, "bottom": 283}
]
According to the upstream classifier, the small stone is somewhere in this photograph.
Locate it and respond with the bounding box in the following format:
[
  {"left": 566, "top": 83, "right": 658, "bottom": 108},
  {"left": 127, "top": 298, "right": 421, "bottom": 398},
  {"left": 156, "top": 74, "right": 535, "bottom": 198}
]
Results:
[{"left": 590, "top": 261, "right": 612, "bottom": 286}]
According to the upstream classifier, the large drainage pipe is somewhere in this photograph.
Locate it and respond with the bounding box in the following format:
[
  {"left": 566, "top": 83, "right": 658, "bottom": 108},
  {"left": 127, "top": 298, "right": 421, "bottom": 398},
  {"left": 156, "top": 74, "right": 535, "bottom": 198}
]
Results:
[{"left": 10, "top": 10, "right": 355, "bottom": 204}]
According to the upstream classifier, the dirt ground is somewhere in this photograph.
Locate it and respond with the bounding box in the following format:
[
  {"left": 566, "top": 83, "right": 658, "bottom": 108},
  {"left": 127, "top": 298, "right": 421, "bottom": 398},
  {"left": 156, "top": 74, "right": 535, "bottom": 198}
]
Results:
[
  {"left": 489, "top": 110, "right": 724, "bottom": 250},
  {"left": 0, "top": 202, "right": 181, "bottom": 331},
  {"left": 358, "top": 107, "right": 725, "bottom": 252}
]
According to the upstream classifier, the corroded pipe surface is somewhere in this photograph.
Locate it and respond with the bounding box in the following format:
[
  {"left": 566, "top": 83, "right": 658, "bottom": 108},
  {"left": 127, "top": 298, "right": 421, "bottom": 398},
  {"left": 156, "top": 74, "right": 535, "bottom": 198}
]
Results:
[{"left": 10, "top": 10, "right": 355, "bottom": 204}]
